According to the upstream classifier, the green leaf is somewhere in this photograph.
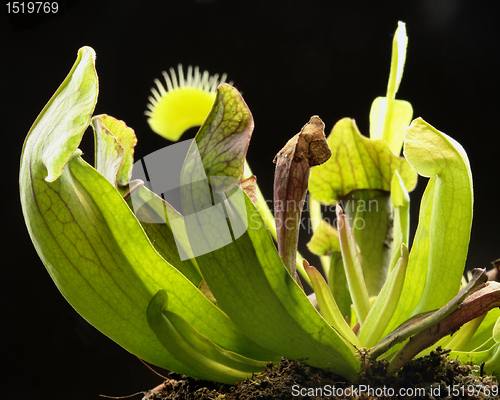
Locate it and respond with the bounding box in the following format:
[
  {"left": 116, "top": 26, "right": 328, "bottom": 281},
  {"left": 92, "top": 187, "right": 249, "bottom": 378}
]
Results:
[
  {"left": 450, "top": 343, "right": 500, "bottom": 378},
  {"left": 493, "top": 315, "right": 500, "bottom": 343},
  {"left": 370, "top": 21, "right": 412, "bottom": 156},
  {"left": 244, "top": 160, "right": 277, "bottom": 240},
  {"left": 444, "top": 314, "right": 487, "bottom": 352},
  {"left": 92, "top": 114, "right": 137, "bottom": 189},
  {"left": 308, "top": 117, "right": 417, "bottom": 204},
  {"left": 328, "top": 253, "right": 352, "bottom": 322},
  {"left": 336, "top": 205, "right": 371, "bottom": 325},
  {"left": 176, "top": 84, "right": 255, "bottom": 260},
  {"left": 387, "top": 21, "right": 408, "bottom": 100},
  {"left": 307, "top": 193, "right": 332, "bottom": 277},
  {"left": 460, "top": 309, "right": 500, "bottom": 352},
  {"left": 20, "top": 47, "right": 276, "bottom": 378},
  {"left": 147, "top": 290, "right": 269, "bottom": 384},
  {"left": 383, "top": 118, "right": 474, "bottom": 333},
  {"left": 307, "top": 203, "right": 351, "bottom": 318},
  {"left": 342, "top": 189, "right": 393, "bottom": 295},
  {"left": 307, "top": 219, "right": 341, "bottom": 256},
  {"left": 372, "top": 269, "right": 486, "bottom": 360},
  {"left": 359, "top": 243, "right": 408, "bottom": 347},
  {"left": 308, "top": 117, "right": 415, "bottom": 295},
  {"left": 182, "top": 83, "right": 253, "bottom": 193},
  {"left": 304, "top": 261, "right": 361, "bottom": 348},
  {"left": 20, "top": 47, "right": 191, "bottom": 374},
  {"left": 388, "top": 171, "right": 410, "bottom": 272},
  {"left": 386, "top": 275, "right": 500, "bottom": 375},
  {"left": 306, "top": 218, "right": 350, "bottom": 319},
  {"left": 125, "top": 183, "right": 203, "bottom": 286},
  {"left": 21, "top": 47, "right": 98, "bottom": 183},
  {"left": 30, "top": 150, "right": 275, "bottom": 374},
  {"left": 171, "top": 86, "right": 357, "bottom": 379},
  {"left": 195, "top": 193, "right": 360, "bottom": 381},
  {"left": 369, "top": 98, "right": 412, "bottom": 155}
]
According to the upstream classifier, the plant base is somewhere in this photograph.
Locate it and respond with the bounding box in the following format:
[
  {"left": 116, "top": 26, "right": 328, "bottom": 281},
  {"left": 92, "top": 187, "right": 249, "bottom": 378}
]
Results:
[{"left": 142, "top": 349, "right": 497, "bottom": 399}]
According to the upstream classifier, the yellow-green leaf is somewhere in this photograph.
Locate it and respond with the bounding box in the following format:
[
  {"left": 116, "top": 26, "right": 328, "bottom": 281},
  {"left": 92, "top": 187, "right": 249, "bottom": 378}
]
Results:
[
  {"left": 20, "top": 47, "right": 277, "bottom": 379},
  {"left": 309, "top": 118, "right": 417, "bottom": 205},
  {"left": 383, "top": 118, "right": 474, "bottom": 334},
  {"left": 92, "top": 114, "right": 137, "bottom": 187},
  {"left": 148, "top": 290, "right": 269, "bottom": 384}
]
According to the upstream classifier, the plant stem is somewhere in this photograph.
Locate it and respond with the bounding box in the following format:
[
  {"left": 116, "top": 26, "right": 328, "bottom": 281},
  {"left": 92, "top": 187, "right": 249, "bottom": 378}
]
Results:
[{"left": 387, "top": 281, "right": 500, "bottom": 375}]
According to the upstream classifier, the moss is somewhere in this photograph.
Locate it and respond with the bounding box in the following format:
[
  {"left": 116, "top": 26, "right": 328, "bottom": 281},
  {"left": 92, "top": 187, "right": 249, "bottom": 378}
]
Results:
[{"left": 144, "top": 349, "right": 498, "bottom": 399}]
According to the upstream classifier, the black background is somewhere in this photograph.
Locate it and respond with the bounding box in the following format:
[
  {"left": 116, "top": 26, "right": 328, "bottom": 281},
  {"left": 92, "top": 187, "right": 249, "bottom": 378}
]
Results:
[{"left": 3, "top": 1, "right": 500, "bottom": 399}]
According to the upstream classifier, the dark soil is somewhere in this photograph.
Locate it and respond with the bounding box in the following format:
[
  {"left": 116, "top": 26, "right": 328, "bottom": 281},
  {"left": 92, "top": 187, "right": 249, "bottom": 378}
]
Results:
[{"left": 138, "top": 349, "right": 498, "bottom": 400}]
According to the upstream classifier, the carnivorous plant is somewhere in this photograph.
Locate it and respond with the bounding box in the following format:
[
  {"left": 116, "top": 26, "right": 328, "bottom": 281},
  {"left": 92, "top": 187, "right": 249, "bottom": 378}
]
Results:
[{"left": 20, "top": 22, "right": 500, "bottom": 385}]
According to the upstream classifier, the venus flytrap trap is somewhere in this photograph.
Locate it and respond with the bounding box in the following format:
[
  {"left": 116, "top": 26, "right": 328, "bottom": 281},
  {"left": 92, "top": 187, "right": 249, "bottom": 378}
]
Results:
[
  {"left": 20, "top": 22, "right": 500, "bottom": 389},
  {"left": 146, "top": 64, "right": 230, "bottom": 141}
]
